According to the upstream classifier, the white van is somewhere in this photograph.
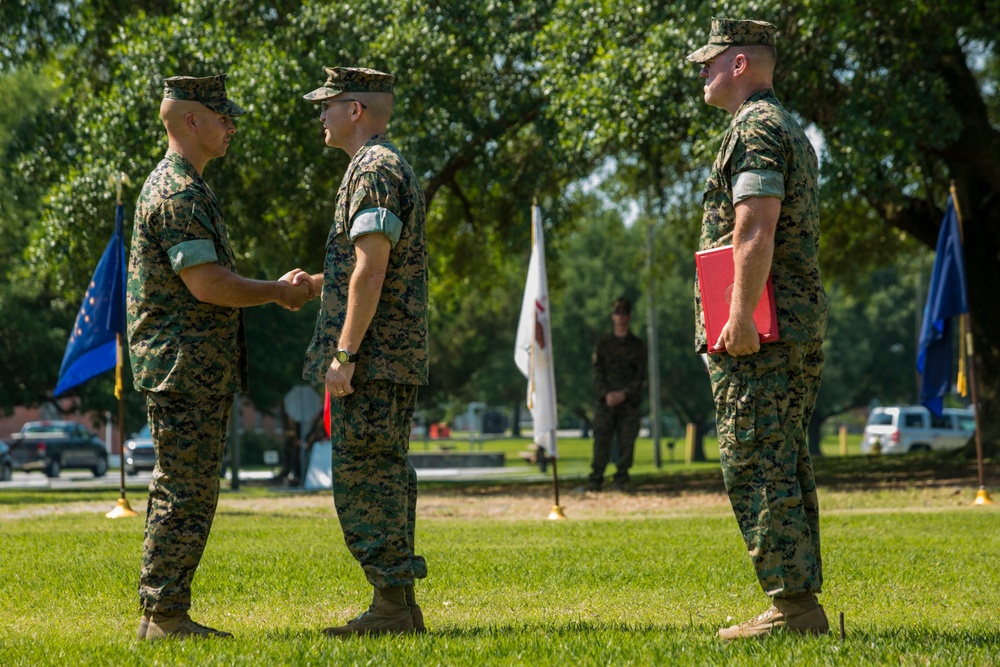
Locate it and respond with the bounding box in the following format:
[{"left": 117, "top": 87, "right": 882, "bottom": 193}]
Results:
[{"left": 861, "top": 405, "right": 975, "bottom": 455}]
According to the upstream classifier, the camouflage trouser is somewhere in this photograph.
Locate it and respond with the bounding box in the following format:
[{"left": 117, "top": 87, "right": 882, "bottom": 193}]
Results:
[
  {"left": 139, "top": 391, "right": 233, "bottom": 613},
  {"left": 329, "top": 380, "right": 427, "bottom": 589},
  {"left": 589, "top": 401, "right": 641, "bottom": 484},
  {"left": 709, "top": 340, "right": 824, "bottom": 598}
]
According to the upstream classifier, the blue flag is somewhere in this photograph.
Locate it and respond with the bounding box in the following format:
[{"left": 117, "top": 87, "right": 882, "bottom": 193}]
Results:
[
  {"left": 916, "top": 195, "right": 968, "bottom": 415},
  {"left": 53, "top": 203, "right": 126, "bottom": 397}
]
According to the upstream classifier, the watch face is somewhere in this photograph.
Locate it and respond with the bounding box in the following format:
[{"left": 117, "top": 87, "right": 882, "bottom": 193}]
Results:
[{"left": 335, "top": 350, "right": 354, "bottom": 363}]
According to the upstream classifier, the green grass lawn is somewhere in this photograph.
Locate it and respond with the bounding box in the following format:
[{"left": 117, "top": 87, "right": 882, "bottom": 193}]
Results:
[{"left": 1, "top": 449, "right": 998, "bottom": 666}]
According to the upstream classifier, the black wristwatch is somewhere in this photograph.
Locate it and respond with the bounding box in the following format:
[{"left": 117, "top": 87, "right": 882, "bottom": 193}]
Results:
[{"left": 334, "top": 349, "right": 357, "bottom": 364}]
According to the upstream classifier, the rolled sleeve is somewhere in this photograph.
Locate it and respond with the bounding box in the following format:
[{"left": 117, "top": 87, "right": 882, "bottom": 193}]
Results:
[
  {"left": 167, "top": 239, "right": 218, "bottom": 273},
  {"left": 733, "top": 169, "right": 785, "bottom": 203},
  {"left": 349, "top": 207, "right": 403, "bottom": 246}
]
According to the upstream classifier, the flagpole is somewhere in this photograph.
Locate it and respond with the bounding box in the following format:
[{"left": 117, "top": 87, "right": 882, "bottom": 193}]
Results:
[
  {"left": 106, "top": 172, "right": 138, "bottom": 519},
  {"left": 949, "top": 182, "right": 992, "bottom": 506},
  {"left": 547, "top": 455, "right": 565, "bottom": 520},
  {"left": 531, "top": 202, "right": 565, "bottom": 521}
]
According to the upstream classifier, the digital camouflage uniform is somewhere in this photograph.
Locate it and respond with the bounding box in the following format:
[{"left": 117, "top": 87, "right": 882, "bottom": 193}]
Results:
[
  {"left": 127, "top": 75, "right": 247, "bottom": 614},
  {"left": 589, "top": 330, "right": 647, "bottom": 486},
  {"left": 695, "top": 87, "right": 828, "bottom": 599},
  {"left": 302, "top": 128, "right": 429, "bottom": 590}
]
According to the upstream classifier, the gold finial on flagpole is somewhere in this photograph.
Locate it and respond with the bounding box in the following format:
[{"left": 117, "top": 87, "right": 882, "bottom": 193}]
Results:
[{"left": 107, "top": 171, "right": 132, "bottom": 205}]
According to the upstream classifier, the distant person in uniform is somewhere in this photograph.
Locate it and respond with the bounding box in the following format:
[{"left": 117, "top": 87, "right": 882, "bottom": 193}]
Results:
[
  {"left": 298, "top": 66, "right": 429, "bottom": 636},
  {"left": 687, "top": 18, "right": 829, "bottom": 639},
  {"left": 127, "top": 74, "right": 311, "bottom": 640},
  {"left": 588, "top": 297, "right": 647, "bottom": 492}
]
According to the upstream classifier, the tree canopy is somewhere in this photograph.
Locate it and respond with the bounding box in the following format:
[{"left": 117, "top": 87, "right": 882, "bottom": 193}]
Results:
[{"left": 2, "top": 1, "right": 997, "bottom": 454}]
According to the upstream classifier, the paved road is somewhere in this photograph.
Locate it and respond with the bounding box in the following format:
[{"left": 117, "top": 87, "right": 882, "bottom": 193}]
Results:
[
  {"left": 0, "top": 465, "right": 536, "bottom": 492},
  {"left": 0, "top": 468, "right": 276, "bottom": 491}
]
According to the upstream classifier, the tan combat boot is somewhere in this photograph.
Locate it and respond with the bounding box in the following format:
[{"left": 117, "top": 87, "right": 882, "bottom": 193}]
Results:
[
  {"left": 718, "top": 593, "right": 829, "bottom": 640},
  {"left": 144, "top": 612, "right": 233, "bottom": 640},
  {"left": 137, "top": 611, "right": 150, "bottom": 640},
  {"left": 323, "top": 586, "right": 414, "bottom": 637},
  {"left": 405, "top": 584, "right": 425, "bottom": 633}
]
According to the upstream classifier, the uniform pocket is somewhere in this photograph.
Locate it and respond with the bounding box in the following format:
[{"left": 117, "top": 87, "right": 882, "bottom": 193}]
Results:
[{"left": 720, "top": 371, "right": 756, "bottom": 448}]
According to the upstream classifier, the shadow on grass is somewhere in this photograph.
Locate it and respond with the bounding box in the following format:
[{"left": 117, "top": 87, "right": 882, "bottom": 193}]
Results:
[
  {"left": 810, "top": 453, "right": 998, "bottom": 491},
  {"left": 421, "top": 451, "right": 997, "bottom": 499},
  {"left": 426, "top": 620, "right": 678, "bottom": 639},
  {"left": 842, "top": 625, "right": 1000, "bottom": 646},
  {"left": 261, "top": 622, "right": 1000, "bottom": 648},
  {"left": 231, "top": 622, "right": 683, "bottom": 643},
  {"left": 2, "top": 453, "right": 995, "bottom": 506},
  {"left": 423, "top": 622, "right": 1000, "bottom": 647}
]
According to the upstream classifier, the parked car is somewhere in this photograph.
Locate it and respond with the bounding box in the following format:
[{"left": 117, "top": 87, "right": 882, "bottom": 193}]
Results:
[
  {"left": 861, "top": 405, "right": 975, "bottom": 455},
  {"left": 8, "top": 420, "right": 109, "bottom": 478},
  {"left": 125, "top": 424, "right": 156, "bottom": 475},
  {"left": 0, "top": 440, "right": 12, "bottom": 481}
]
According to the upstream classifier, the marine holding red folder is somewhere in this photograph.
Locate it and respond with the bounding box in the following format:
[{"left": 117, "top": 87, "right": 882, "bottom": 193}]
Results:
[{"left": 685, "top": 16, "right": 830, "bottom": 641}]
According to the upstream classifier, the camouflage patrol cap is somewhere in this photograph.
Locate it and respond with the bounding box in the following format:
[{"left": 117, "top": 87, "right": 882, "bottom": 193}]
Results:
[
  {"left": 686, "top": 18, "right": 777, "bottom": 64},
  {"left": 163, "top": 74, "right": 246, "bottom": 117},
  {"left": 612, "top": 298, "right": 632, "bottom": 315},
  {"left": 303, "top": 67, "right": 395, "bottom": 103}
]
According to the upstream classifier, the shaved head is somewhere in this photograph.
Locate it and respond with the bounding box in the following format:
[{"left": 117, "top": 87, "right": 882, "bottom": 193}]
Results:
[
  {"left": 160, "top": 98, "right": 207, "bottom": 133},
  {"left": 732, "top": 44, "right": 777, "bottom": 77},
  {"left": 353, "top": 92, "right": 394, "bottom": 123},
  {"left": 158, "top": 97, "right": 236, "bottom": 173}
]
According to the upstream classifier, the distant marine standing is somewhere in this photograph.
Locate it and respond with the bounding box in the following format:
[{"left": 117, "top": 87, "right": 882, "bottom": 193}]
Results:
[{"left": 588, "top": 297, "right": 647, "bottom": 492}]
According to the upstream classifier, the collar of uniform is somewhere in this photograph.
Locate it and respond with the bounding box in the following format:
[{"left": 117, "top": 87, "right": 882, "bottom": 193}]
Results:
[
  {"left": 348, "top": 133, "right": 390, "bottom": 169},
  {"left": 164, "top": 149, "right": 201, "bottom": 179},
  {"left": 363, "top": 132, "right": 389, "bottom": 149},
  {"left": 731, "top": 88, "right": 778, "bottom": 125}
]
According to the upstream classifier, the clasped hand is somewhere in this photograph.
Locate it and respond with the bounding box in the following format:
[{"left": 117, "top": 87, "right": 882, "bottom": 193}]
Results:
[
  {"left": 605, "top": 390, "right": 627, "bottom": 407},
  {"left": 277, "top": 269, "right": 314, "bottom": 311}
]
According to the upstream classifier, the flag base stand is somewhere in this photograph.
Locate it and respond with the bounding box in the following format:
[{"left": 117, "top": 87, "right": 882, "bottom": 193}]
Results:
[
  {"left": 547, "top": 505, "right": 566, "bottom": 521},
  {"left": 106, "top": 497, "right": 140, "bottom": 519},
  {"left": 972, "top": 487, "right": 994, "bottom": 506}
]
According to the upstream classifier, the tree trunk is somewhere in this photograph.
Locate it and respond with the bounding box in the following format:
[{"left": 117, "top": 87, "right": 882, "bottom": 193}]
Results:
[
  {"left": 938, "top": 46, "right": 1000, "bottom": 459},
  {"left": 964, "top": 236, "right": 999, "bottom": 459}
]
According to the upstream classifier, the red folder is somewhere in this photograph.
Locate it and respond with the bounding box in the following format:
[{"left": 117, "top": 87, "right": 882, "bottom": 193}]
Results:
[{"left": 695, "top": 244, "right": 779, "bottom": 354}]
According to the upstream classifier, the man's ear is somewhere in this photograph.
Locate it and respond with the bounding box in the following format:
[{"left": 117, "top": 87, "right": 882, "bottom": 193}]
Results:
[
  {"left": 184, "top": 111, "right": 199, "bottom": 132},
  {"left": 732, "top": 53, "right": 748, "bottom": 76}
]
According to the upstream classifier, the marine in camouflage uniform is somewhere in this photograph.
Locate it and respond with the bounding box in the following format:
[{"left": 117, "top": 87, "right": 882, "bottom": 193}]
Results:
[
  {"left": 128, "top": 74, "right": 309, "bottom": 639},
  {"left": 589, "top": 297, "right": 647, "bottom": 490},
  {"left": 687, "top": 19, "right": 830, "bottom": 638},
  {"left": 301, "top": 67, "right": 428, "bottom": 636}
]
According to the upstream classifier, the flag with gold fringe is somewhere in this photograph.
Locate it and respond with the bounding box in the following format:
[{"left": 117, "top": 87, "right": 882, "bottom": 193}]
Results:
[
  {"left": 54, "top": 202, "right": 126, "bottom": 397},
  {"left": 916, "top": 195, "right": 968, "bottom": 415}
]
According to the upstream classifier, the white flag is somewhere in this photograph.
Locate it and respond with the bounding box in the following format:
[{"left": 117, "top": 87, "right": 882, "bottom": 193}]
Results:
[{"left": 514, "top": 204, "right": 558, "bottom": 457}]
